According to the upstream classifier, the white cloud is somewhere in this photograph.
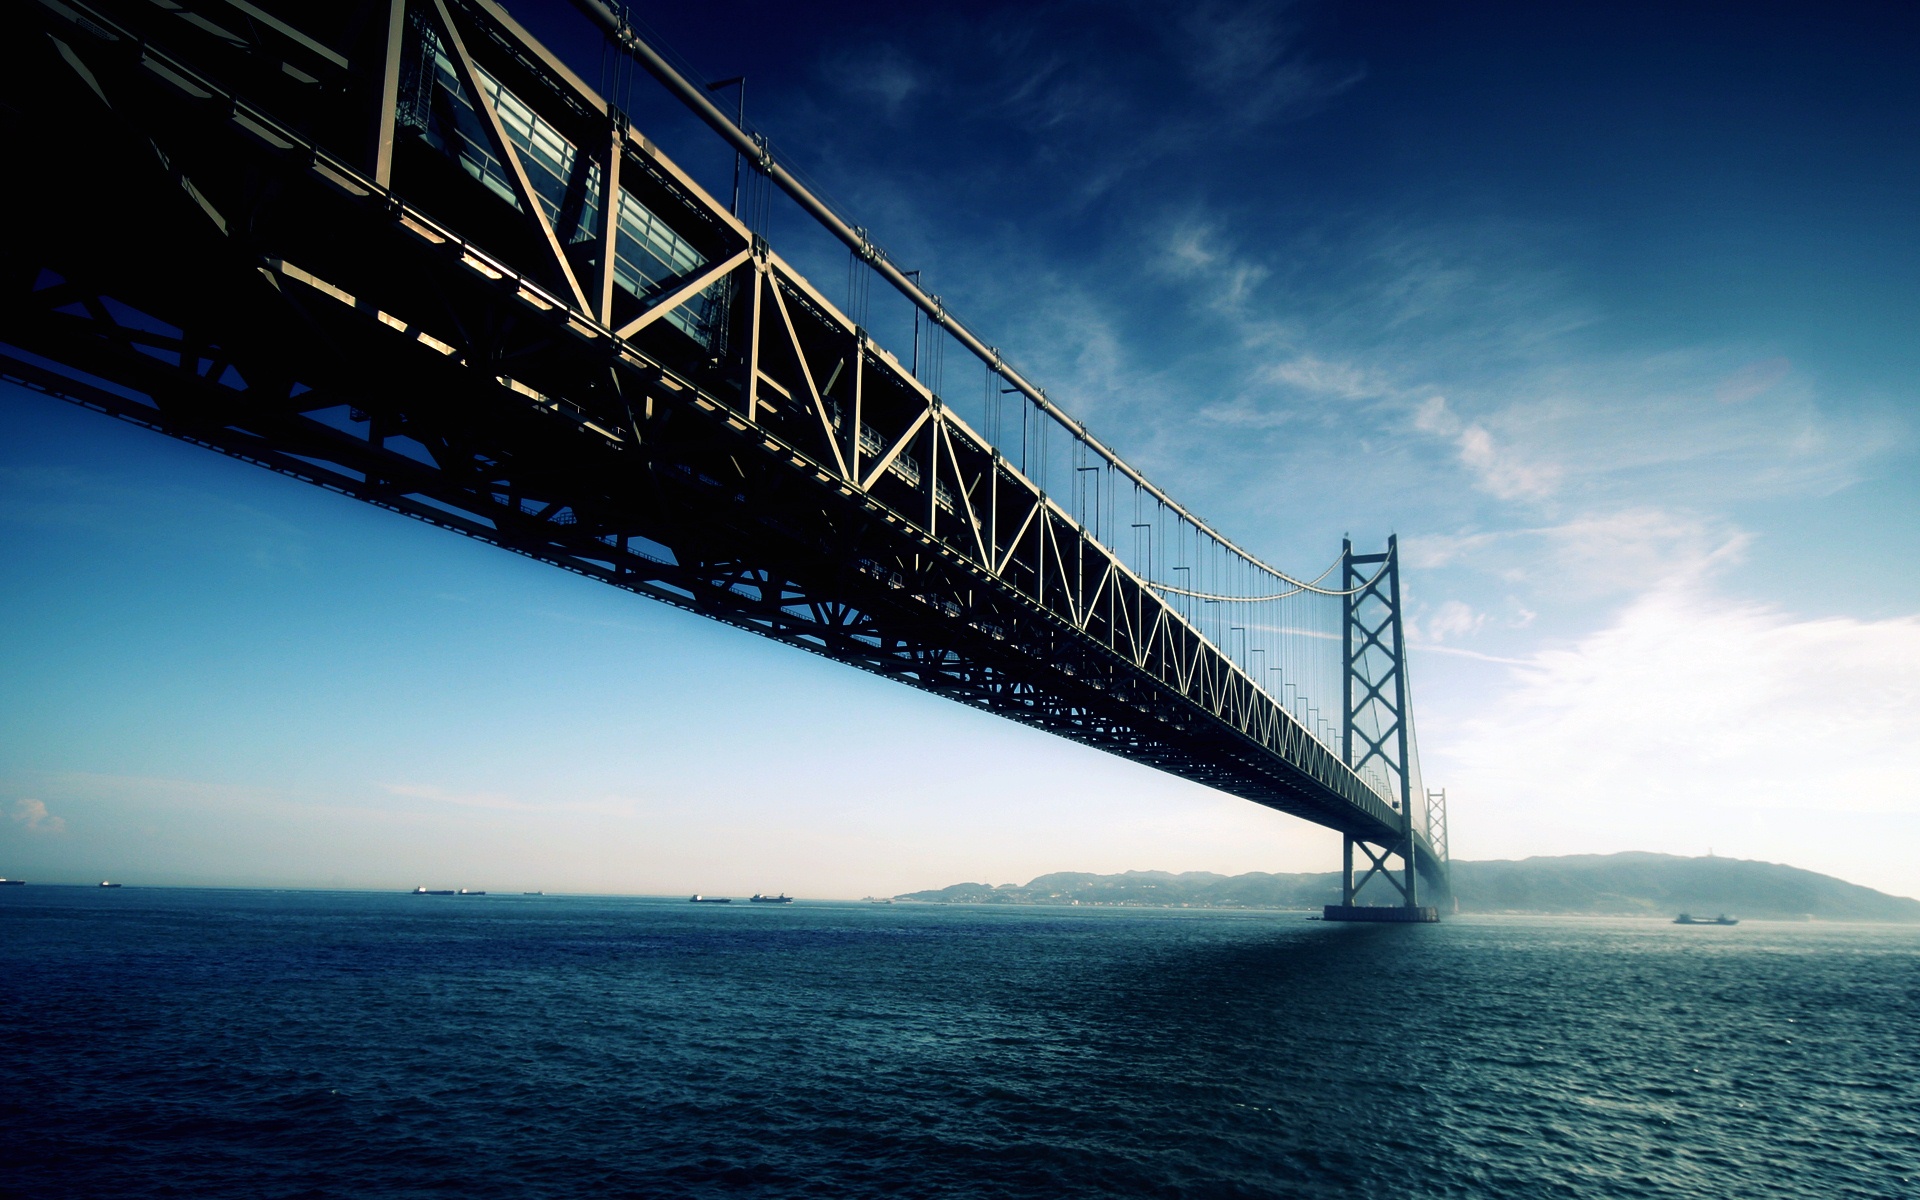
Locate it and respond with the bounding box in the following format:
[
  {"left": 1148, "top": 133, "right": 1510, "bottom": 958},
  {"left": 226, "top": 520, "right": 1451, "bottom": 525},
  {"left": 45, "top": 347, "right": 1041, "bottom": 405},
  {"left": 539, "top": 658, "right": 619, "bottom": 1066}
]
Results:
[
  {"left": 1410, "top": 394, "right": 1452, "bottom": 435},
  {"left": 1417, "top": 600, "right": 1486, "bottom": 644},
  {"left": 1455, "top": 423, "right": 1561, "bottom": 500},
  {"left": 1428, "top": 584, "right": 1920, "bottom": 893},
  {"left": 11, "top": 798, "right": 65, "bottom": 834},
  {"left": 1408, "top": 395, "right": 1562, "bottom": 501}
]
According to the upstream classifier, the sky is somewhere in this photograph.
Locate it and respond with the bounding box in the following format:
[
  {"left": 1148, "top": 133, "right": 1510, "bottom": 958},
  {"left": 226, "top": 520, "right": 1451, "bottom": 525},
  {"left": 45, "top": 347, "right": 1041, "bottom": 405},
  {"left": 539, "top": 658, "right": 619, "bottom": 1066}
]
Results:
[{"left": 4, "top": 0, "right": 1917, "bottom": 898}]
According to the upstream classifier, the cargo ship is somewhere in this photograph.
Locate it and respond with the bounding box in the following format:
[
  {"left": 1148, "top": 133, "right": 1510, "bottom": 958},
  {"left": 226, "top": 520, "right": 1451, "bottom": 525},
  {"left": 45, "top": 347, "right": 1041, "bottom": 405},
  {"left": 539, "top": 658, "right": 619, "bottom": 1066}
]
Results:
[
  {"left": 749, "top": 893, "right": 793, "bottom": 904},
  {"left": 690, "top": 894, "right": 731, "bottom": 903},
  {"left": 0, "top": 878, "right": 24, "bottom": 886},
  {"left": 1674, "top": 913, "right": 1738, "bottom": 925}
]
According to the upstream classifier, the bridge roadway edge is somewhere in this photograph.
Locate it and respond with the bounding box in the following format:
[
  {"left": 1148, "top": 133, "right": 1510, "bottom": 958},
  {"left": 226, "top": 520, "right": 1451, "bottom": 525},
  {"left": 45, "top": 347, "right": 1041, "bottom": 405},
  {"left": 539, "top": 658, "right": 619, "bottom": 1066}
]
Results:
[{"left": 0, "top": 0, "right": 1443, "bottom": 890}]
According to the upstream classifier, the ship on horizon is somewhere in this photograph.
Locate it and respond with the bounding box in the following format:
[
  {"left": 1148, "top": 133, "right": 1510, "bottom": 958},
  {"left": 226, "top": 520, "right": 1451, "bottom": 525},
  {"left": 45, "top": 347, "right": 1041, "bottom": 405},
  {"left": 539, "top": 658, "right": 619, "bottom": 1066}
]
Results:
[
  {"left": 749, "top": 893, "right": 793, "bottom": 904},
  {"left": 1674, "top": 913, "right": 1739, "bottom": 925},
  {"left": 690, "top": 894, "right": 732, "bottom": 903}
]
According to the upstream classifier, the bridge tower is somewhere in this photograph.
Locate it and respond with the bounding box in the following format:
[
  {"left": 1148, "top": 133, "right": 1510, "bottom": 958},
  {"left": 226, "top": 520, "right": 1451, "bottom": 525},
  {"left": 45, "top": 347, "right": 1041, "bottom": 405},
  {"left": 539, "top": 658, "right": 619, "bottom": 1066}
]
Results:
[
  {"left": 1426, "top": 787, "right": 1458, "bottom": 914},
  {"left": 1326, "top": 536, "right": 1439, "bottom": 922}
]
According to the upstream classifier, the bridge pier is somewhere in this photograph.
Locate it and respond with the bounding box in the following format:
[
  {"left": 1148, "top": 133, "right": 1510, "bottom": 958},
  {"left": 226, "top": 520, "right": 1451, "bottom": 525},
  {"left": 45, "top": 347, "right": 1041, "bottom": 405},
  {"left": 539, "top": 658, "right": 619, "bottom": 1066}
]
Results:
[
  {"left": 1325, "top": 833, "right": 1436, "bottom": 921},
  {"left": 1323, "top": 904, "right": 1438, "bottom": 923}
]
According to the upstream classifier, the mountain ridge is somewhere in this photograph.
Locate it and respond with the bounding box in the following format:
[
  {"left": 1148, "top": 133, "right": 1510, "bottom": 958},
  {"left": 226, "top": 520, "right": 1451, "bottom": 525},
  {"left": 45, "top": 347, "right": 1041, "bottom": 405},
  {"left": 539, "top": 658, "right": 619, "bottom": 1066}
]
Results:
[{"left": 896, "top": 853, "right": 1920, "bottom": 921}]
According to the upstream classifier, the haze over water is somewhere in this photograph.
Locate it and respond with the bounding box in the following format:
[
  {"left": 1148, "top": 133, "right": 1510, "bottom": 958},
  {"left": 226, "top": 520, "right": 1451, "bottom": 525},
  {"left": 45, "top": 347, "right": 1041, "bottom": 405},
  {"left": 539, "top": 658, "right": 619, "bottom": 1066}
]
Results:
[{"left": 4, "top": 887, "right": 1915, "bottom": 1198}]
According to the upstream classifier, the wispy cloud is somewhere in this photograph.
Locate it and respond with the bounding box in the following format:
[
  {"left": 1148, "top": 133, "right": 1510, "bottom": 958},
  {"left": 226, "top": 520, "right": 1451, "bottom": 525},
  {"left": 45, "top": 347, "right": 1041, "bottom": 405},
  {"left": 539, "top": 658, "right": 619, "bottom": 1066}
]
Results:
[
  {"left": 1258, "top": 354, "right": 1390, "bottom": 402},
  {"left": 1105, "top": 197, "right": 1904, "bottom": 530},
  {"left": 0, "top": 464, "right": 310, "bottom": 570},
  {"left": 382, "top": 782, "right": 520, "bottom": 811},
  {"left": 1715, "top": 357, "right": 1792, "bottom": 405},
  {"left": 380, "top": 782, "right": 639, "bottom": 819},
  {"left": 1406, "top": 509, "right": 1749, "bottom": 607},
  {"left": 819, "top": 43, "right": 926, "bottom": 123}
]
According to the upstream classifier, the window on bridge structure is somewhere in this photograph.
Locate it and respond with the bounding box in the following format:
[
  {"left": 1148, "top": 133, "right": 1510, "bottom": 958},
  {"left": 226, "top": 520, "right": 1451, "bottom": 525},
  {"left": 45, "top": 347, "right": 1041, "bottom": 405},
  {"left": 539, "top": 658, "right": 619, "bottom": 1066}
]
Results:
[
  {"left": 609, "top": 192, "right": 725, "bottom": 349},
  {"left": 400, "top": 15, "right": 593, "bottom": 239},
  {"left": 856, "top": 421, "right": 923, "bottom": 490},
  {"left": 398, "top": 14, "right": 723, "bottom": 349}
]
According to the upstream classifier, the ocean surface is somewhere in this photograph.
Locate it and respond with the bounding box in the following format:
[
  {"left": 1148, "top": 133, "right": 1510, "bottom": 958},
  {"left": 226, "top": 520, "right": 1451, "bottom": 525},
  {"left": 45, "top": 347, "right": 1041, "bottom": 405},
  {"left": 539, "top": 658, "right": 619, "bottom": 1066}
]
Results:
[{"left": 2, "top": 888, "right": 1916, "bottom": 1199}]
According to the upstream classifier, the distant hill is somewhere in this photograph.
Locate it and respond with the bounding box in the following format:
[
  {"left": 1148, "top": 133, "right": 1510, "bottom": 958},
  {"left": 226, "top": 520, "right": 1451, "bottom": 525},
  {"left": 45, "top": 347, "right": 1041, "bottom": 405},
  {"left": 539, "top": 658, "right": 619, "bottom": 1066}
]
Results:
[{"left": 896, "top": 853, "right": 1920, "bottom": 922}]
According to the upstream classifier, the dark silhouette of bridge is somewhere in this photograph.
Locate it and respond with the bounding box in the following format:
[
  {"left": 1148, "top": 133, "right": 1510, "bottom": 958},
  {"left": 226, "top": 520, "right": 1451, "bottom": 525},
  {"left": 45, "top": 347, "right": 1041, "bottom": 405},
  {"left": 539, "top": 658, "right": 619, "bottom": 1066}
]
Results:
[{"left": 1, "top": 0, "right": 1448, "bottom": 913}]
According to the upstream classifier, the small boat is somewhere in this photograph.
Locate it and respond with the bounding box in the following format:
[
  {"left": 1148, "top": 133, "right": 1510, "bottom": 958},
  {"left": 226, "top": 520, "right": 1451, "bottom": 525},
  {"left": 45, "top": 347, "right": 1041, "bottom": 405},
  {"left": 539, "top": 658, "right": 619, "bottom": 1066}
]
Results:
[
  {"left": 0, "top": 878, "right": 25, "bottom": 886},
  {"left": 99, "top": 880, "right": 121, "bottom": 888},
  {"left": 412, "top": 887, "right": 455, "bottom": 895},
  {"left": 749, "top": 893, "right": 793, "bottom": 904},
  {"left": 1674, "top": 913, "right": 1738, "bottom": 925},
  {"left": 690, "top": 894, "right": 732, "bottom": 903}
]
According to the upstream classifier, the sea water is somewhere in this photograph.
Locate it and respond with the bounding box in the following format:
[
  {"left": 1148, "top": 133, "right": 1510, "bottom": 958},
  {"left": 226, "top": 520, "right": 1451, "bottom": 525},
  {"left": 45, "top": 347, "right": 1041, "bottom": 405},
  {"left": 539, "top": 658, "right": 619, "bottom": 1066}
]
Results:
[{"left": 2, "top": 887, "right": 1915, "bottom": 1198}]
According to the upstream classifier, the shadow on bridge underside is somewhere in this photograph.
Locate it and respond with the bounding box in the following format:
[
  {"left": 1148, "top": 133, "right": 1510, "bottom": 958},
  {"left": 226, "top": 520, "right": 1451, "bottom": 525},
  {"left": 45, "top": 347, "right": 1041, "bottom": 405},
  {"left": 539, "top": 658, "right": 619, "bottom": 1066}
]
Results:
[{"left": 0, "top": 0, "right": 1444, "bottom": 893}]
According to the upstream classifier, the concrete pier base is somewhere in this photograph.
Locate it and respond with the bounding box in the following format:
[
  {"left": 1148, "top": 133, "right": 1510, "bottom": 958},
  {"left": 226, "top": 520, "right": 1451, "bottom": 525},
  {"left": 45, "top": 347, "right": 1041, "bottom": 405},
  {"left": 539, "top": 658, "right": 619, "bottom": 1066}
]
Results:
[{"left": 1323, "top": 904, "right": 1439, "bottom": 923}]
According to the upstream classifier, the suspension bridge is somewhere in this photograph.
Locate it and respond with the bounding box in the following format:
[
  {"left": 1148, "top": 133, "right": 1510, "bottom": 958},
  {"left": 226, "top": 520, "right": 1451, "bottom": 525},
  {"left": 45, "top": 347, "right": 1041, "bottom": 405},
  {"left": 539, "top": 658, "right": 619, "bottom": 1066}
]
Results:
[{"left": 1, "top": 0, "right": 1449, "bottom": 917}]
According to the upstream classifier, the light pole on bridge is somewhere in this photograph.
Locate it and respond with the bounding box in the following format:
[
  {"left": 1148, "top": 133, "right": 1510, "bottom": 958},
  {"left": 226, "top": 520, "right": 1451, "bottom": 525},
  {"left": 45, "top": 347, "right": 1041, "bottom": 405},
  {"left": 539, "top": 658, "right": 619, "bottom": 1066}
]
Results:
[{"left": 1075, "top": 465, "right": 1100, "bottom": 541}]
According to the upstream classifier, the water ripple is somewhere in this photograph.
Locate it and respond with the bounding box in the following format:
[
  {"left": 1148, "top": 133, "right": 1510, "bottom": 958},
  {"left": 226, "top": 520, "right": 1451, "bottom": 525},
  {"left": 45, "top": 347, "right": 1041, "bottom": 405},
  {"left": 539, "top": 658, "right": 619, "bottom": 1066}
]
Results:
[{"left": 3, "top": 891, "right": 1917, "bottom": 1198}]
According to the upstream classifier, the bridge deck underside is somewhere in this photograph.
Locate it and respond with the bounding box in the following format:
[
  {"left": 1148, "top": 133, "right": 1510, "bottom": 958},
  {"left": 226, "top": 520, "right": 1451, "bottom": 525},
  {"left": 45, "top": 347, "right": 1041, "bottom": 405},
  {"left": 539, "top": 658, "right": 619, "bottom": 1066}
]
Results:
[{"left": 1, "top": 0, "right": 1441, "bottom": 885}]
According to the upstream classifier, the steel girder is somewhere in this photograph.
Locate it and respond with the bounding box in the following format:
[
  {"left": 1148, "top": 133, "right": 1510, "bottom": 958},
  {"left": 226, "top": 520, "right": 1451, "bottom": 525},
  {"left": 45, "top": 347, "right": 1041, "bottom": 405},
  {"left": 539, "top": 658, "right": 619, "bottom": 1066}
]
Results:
[{"left": 1, "top": 0, "right": 1443, "bottom": 878}]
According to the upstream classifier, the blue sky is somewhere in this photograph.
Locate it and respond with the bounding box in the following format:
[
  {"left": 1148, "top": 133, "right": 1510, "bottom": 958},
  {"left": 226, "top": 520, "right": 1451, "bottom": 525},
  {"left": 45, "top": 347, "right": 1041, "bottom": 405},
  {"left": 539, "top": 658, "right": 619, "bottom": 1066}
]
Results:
[{"left": 4, "top": 0, "right": 1917, "bottom": 897}]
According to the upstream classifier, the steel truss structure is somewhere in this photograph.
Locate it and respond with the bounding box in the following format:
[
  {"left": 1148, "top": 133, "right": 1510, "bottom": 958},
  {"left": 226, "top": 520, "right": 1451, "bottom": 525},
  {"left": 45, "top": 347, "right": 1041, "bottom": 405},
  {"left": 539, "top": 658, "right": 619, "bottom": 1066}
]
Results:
[{"left": 1, "top": 0, "right": 1444, "bottom": 889}]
